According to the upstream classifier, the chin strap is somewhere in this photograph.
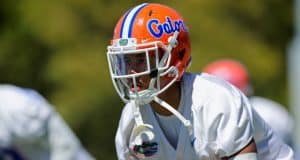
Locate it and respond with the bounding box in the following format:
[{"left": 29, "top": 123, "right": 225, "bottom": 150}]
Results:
[
  {"left": 130, "top": 100, "right": 155, "bottom": 146},
  {"left": 131, "top": 95, "right": 192, "bottom": 135},
  {"left": 153, "top": 96, "right": 192, "bottom": 135},
  {"left": 130, "top": 94, "right": 193, "bottom": 147}
]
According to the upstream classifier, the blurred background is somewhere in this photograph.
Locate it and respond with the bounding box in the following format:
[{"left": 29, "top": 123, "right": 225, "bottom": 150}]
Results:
[{"left": 0, "top": 0, "right": 297, "bottom": 159}]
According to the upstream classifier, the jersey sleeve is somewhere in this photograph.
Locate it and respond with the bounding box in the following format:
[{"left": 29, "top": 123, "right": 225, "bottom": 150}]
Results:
[
  {"left": 193, "top": 82, "right": 254, "bottom": 158},
  {"left": 115, "top": 103, "right": 135, "bottom": 160},
  {"left": 0, "top": 86, "right": 52, "bottom": 142},
  {"left": 0, "top": 122, "right": 11, "bottom": 147},
  {"left": 47, "top": 112, "right": 95, "bottom": 160},
  {"left": 0, "top": 85, "right": 95, "bottom": 160},
  {"left": 250, "top": 96, "right": 294, "bottom": 146}
]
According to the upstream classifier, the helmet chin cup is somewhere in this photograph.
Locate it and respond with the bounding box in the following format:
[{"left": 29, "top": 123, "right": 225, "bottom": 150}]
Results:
[
  {"left": 129, "top": 89, "right": 156, "bottom": 105},
  {"left": 130, "top": 123, "right": 155, "bottom": 146}
]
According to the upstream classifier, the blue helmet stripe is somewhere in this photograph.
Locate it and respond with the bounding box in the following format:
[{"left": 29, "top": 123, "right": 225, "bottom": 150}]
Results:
[
  {"left": 120, "top": 9, "right": 132, "bottom": 38},
  {"left": 128, "top": 3, "right": 148, "bottom": 37},
  {"left": 120, "top": 3, "right": 148, "bottom": 38}
]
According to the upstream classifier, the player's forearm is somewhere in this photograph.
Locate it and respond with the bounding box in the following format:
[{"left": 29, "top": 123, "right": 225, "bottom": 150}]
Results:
[
  {"left": 229, "top": 153, "right": 257, "bottom": 160},
  {"left": 222, "top": 139, "right": 257, "bottom": 160},
  {"left": 48, "top": 113, "right": 94, "bottom": 160}
]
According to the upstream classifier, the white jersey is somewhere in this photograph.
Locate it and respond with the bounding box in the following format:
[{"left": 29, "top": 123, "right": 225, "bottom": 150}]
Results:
[
  {"left": 0, "top": 85, "right": 94, "bottom": 160},
  {"left": 115, "top": 73, "right": 294, "bottom": 160},
  {"left": 249, "top": 96, "right": 294, "bottom": 147}
]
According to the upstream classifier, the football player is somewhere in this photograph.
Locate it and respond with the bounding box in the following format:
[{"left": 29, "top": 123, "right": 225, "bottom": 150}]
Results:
[
  {"left": 106, "top": 3, "right": 294, "bottom": 159},
  {"left": 0, "top": 84, "right": 95, "bottom": 160},
  {"left": 203, "top": 59, "right": 295, "bottom": 148}
]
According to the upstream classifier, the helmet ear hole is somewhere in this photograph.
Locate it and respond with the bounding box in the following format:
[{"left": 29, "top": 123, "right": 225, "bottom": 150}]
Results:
[
  {"left": 178, "top": 48, "right": 186, "bottom": 60},
  {"left": 148, "top": 10, "right": 153, "bottom": 16}
]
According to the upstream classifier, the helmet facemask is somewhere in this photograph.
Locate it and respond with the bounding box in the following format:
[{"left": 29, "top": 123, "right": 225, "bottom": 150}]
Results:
[{"left": 107, "top": 34, "right": 179, "bottom": 105}]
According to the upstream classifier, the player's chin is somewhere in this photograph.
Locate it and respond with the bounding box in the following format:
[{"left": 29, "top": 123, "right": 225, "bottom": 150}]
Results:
[
  {"left": 130, "top": 87, "right": 142, "bottom": 92},
  {"left": 129, "top": 85, "right": 149, "bottom": 92}
]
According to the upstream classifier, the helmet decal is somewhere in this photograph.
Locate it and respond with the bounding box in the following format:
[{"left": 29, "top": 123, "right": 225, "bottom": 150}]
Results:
[
  {"left": 120, "top": 3, "right": 148, "bottom": 38},
  {"left": 147, "top": 16, "right": 188, "bottom": 38}
]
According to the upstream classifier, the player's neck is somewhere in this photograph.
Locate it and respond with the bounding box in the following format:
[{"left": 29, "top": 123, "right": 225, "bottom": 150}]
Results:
[{"left": 150, "top": 81, "right": 181, "bottom": 116}]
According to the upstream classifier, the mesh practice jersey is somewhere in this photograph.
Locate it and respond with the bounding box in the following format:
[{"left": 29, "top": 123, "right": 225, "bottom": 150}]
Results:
[
  {"left": 115, "top": 73, "right": 294, "bottom": 160},
  {"left": 250, "top": 96, "right": 294, "bottom": 147}
]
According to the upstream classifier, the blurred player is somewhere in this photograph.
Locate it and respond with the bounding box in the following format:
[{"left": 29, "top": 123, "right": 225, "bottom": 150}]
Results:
[
  {"left": 0, "top": 84, "right": 95, "bottom": 160},
  {"left": 106, "top": 3, "right": 294, "bottom": 159},
  {"left": 203, "top": 59, "right": 295, "bottom": 147}
]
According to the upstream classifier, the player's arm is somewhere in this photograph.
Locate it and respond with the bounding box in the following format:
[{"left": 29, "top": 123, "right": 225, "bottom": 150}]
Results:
[
  {"left": 14, "top": 88, "right": 94, "bottom": 160},
  {"left": 115, "top": 104, "right": 136, "bottom": 160},
  {"left": 222, "top": 138, "right": 257, "bottom": 160},
  {"left": 0, "top": 124, "right": 11, "bottom": 148},
  {"left": 200, "top": 79, "right": 258, "bottom": 159},
  {"left": 47, "top": 110, "right": 95, "bottom": 160}
]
